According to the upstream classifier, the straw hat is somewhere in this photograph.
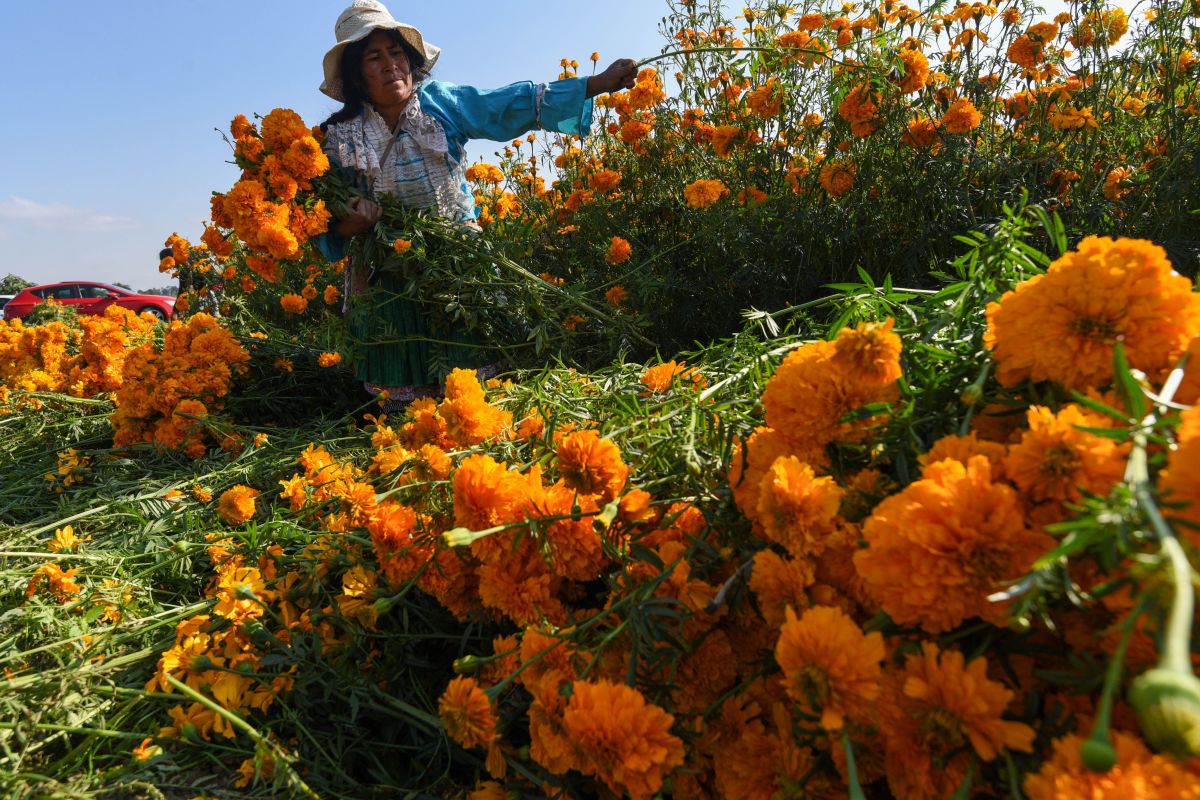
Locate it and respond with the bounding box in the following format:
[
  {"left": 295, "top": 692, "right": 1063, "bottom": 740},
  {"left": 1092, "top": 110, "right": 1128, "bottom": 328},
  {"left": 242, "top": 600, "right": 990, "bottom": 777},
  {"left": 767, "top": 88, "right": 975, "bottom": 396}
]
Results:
[{"left": 320, "top": 0, "right": 441, "bottom": 101}]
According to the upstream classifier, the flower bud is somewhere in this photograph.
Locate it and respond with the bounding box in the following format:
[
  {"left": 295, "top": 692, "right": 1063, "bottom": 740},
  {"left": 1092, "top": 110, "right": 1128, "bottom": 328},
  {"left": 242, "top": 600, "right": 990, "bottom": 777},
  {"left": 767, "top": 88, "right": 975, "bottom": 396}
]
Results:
[{"left": 1128, "top": 668, "right": 1200, "bottom": 758}]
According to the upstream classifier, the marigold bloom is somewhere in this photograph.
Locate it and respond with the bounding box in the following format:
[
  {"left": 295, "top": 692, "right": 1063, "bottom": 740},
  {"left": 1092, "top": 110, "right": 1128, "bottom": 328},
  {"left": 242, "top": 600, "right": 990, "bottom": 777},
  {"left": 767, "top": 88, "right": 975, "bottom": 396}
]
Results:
[
  {"left": 279, "top": 293, "right": 307, "bottom": 315},
  {"left": 833, "top": 318, "right": 902, "bottom": 387},
  {"left": 589, "top": 168, "right": 621, "bottom": 193},
  {"left": 1049, "top": 105, "right": 1098, "bottom": 131},
  {"left": 919, "top": 431, "right": 1008, "bottom": 477},
  {"left": 884, "top": 644, "right": 1035, "bottom": 799},
  {"left": 896, "top": 48, "right": 930, "bottom": 93},
  {"left": 985, "top": 237, "right": 1200, "bottom": 390},
  {"left": 756, "top": 456, "right": 844, "bottom": 557},
  {"left": 683, "top": 179, "right": 728, "bottom": 209},
  {"left": 606, "top": 236, "right": 632, "bottom": 265},
  {"left": 855, "top": 457, "right": 1053, "bottom": 632},
  {"left": 749, "top": 548, "right": 814, "bottom": 626},
  {"left": 940, "top": 97, "right": 982, "bottom": 133},
  {"left": 604, "top": 285, "right": 628, "bottom": 308},
  {"left": 453, "top": 454, "right": 528, "bottom": 533},
  {"left": 556, "top": 430, "right": 629, "bottom": 501},
  {"left": 776, "top": 605, "right": 884, "bottom": 730},
  {"left": 438, "top": 676, "right": 497, "bottom": 750},
  {"left": 818, "top": 159, "right": 855, "bottom": 197},
  {"left": 1024, "top": 730, "right": 1200, "bottom": 799},
  {"left": 217, "top": 485, "right": 259, "bottom": 525},
  {"left": 1103, "top": 165, "right": 1135, "bottom": 201},
  {"left": 26, "top": 562, "right": 82, "bottom": 601},
  {"left": 393, "top": 238, "right": 413, "bottom": 254},
  {"left": 744, "top": 78, "right": 784, "bottom": 118},
  {"left": 640, "top": 360, "right": 704, "bottom": 393},
  {"left": 562, "top": 680, "right": 685, "bottom": 799},
  {"left": 1005, "top": 404, "right": 1128, "bottom": 506},
  {"left": 837, "top": 84, "right": 880, "bottom": 137},
  {"left": 902, "top": 117, "right": 940, "bottom": 149},
  {"left": 317, "top": 352, "right": 342, "bottom": 368}
]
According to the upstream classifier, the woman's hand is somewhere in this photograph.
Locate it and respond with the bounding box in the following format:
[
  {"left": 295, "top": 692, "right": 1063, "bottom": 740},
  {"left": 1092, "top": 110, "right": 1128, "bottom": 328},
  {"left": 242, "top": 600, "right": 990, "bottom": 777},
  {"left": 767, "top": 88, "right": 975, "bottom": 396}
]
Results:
[
  {"left": 334, "top": 196, "right": 382, "bottom": 236},
  {"left": 586, "top": 58, "right": 639, "bottom": 98}
]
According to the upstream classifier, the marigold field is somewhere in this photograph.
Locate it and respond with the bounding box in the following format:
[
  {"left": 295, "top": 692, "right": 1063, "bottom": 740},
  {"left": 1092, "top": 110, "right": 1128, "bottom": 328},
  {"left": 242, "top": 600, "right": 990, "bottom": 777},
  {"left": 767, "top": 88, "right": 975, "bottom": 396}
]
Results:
[{"left": 3, "top": 1, "right": 1200, "bottom": 798}]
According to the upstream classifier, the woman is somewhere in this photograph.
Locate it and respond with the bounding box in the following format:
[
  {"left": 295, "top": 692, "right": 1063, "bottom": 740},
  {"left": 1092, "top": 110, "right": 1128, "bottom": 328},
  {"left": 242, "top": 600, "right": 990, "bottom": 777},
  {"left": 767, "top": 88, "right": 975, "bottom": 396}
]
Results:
[{"left": 316, "top": 0, "right": 637, "bottom": 404}]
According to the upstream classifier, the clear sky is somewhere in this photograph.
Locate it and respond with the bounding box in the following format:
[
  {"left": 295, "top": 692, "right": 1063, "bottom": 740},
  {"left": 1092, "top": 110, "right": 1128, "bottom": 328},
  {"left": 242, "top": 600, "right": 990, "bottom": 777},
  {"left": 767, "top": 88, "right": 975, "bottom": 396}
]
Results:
[{"left": 0, "top": 1, "right": 669, "bottom": 291}]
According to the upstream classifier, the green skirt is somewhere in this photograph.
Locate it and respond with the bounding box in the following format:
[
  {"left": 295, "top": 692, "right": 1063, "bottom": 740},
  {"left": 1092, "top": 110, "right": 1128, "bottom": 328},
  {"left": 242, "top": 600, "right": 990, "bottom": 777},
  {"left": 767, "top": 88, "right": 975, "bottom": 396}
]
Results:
[{"left": 346, "top": 269, "right": 495, "bottom": 387}]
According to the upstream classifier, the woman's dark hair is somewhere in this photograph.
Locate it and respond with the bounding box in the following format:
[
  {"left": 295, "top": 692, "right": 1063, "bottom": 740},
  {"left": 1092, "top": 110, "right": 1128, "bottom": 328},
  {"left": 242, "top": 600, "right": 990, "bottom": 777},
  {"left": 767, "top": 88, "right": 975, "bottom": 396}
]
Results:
[{"left": 322, "top": 30, "right": 428, "bottom": 129}]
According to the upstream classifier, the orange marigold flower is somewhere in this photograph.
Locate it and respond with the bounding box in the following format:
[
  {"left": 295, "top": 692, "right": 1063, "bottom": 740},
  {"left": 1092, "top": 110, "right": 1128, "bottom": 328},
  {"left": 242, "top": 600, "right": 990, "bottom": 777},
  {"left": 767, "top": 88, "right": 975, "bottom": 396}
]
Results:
[
  {"left": 1004, "top": 405, "right": 1128, "bottom": 506},
  {"left": 1049, "top": 105, "right": 1098, "bottom": 131},
  {"left": 940, "top": 97, "right": 982, "bottom": 133},
  {"left": 317, "top": 352, "right": 342, "bottom": 368},
  {"left": 1103, "top": 165, "right": 1135, "bottom": 201},
  {"left": 749, "top": 548, "right": 814, "bottom": 626},
  {"left": 26, "top": 562, "right": 82, "bottom": 601},
  {"left": 279, "top": 293, "right": 308, "bottom": 315},
  {"left": 562, "top": 680, "right": 685, "bottom": 799},
  {"left": 1024, "top": 730, "right": 1199, "bottom": 799},
  {"left": 393, "top": 238, "right": 413, "bottom": 254},
  {"left": 902, "top": 117, "right": 940, "bottom": 149},
  {"left": 683, "top": 178, "right": 729, "bottom": 209},
  {"left": 217, "top": 485, "right": 259, "bottom": 526},
  {"left": 854, "top": 457, "right": 1052, "bottom": 633},
  {"left": 896, "top": 48, "right": 930, "bottom": 93},
  {"left": 589, "top": 168, "right": 622, "bottom": 193},
  {"left": 556, "top": 430, "right": 629, "bottom": 501},
  {"left": 438, "top": 676, "right": 497, "bottom": 750},
  {"left": 744, "top": 78, "right": 784, "bottom": 118},
  {"left": 837, "top": 84, "right": 880, "bottom": 137},
  {"left": 833, "top": 317, "right": 902, "bottom": 387},
  {"left": 606, "top": 236, "right": 632, "bottom": 265},
  {"left": 818, "top": 158, "right": 856, "bottom": 197},
  {"left": 756, "top": 456, "right": 844, "bottom": 558},
  {"left": 604, "top": 285, "right": 628, "bottom": 308},
  {"left": 776, "top": 605, "right": 884, "bottom": 730},
  {"left": 984, "top": 236, "right": 1200, "bottom": 390},
  {"left": 1157, "top": 406, "right": 1200, "bottom": 548},
  {"left": 323, "top": 284, "right": 340, "bottom": 305},
  {"left": 883, "top": 644, "right": 1035, "bottom": 799},
  {"left": 919, "top": 431, "right": 1008, "bottom": 478},
  {"left": 640, "top": 360, "right": 705, "bottom": 393},
  {"left": 453, "top": 454, "right": 528, "bottom": 533}
]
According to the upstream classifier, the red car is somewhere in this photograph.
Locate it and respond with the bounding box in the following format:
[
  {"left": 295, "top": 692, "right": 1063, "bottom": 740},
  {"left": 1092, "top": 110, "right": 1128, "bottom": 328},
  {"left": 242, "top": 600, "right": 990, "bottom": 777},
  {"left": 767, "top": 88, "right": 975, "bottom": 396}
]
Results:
[{"left": 2, "top": 282, "right": 176, "bottom": 322}]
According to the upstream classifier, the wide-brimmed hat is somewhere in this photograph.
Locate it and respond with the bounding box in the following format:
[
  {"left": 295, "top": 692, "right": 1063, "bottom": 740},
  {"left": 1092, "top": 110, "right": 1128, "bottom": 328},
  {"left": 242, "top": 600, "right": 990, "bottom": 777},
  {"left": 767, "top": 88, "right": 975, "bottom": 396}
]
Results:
[{"left": 320, "top": 0, "right": 441, "bottom": 101}]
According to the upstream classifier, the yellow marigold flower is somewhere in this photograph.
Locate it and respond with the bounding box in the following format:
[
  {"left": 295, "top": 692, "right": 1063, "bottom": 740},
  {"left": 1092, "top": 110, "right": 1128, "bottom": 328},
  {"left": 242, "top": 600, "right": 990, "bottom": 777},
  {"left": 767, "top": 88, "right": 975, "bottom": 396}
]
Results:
[
  {"left": 47, "top": 525, "right": 81, "bottom": 553},
  {"left": 854, "top": 456, "right": 1052, "bottom": 633},
  {"left": 1049, "top": 105, "right": 1098, "bottom": 130},
  {"left": 439, "top": 676, "right": 497, "bottom": 750},
  {"left": 279, "top": 293, "right": 308, "bottom": 314},
  {"left": 883, "top": 644, "right": 1035, "bottom": 799},
  {"left": 274, "top": 357, "right": 293, "bottom": 373},
  {"left": 940, "top": 97, "right": 982, "bottom": 133},
  {"left": 557, "top": 430, "right": 629, "bottom": 502},
  {"left": 818, "top": 158, "right": 856, "bottom": 197},
  {"left": 562, "top": 680, "right": 685, "bottom": 799},
  {"left": 1024, "top": 730, "right": 1199, "bottom": 799},
  {"left": 744, "top": 77, "right": 784, "bottom": 118},
  {"left": 212, "top": 566, "right": 270, "bottom": 621},
  {"left": 217, "top": 485, "right": 259, "bottom": 526},
  {"left": 192, "top": 486, "right": 212, "bottom": 503},
  {"left": 317, "top": 352, "right": 342, "bottom": 368},
  {"left": 683, "top": 179, "right": 729, "bottom": 209},
  {"left": 756, "top": 456, "right": 844, "bottom": 558},
  {"left": 1004, "top": 405, "right": 1128, "bottom": 506},
  {"left": 606, "top": 236, "right": 632, "bottom": 265},
  {"left": 775, "top": 605, "right": 884, "bottom": 731},
  {"left": 985, "top": 237, "right": 1200, "bottom": 390}
]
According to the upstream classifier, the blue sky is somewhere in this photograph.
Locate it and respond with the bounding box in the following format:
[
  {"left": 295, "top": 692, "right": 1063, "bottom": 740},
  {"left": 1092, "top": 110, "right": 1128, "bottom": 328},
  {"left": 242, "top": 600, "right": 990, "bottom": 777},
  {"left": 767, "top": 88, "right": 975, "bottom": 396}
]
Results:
[{"left": 0, "top": 1, "right": 669, "bottom": 290}]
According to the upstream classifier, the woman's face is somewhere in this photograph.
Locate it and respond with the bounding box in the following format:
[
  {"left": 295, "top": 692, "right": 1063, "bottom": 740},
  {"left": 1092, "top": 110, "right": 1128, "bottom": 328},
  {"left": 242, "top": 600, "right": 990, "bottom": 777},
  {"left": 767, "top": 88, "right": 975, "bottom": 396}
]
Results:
[{"left": 361, "top": 30, "right": 415, "bottom": 110}]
